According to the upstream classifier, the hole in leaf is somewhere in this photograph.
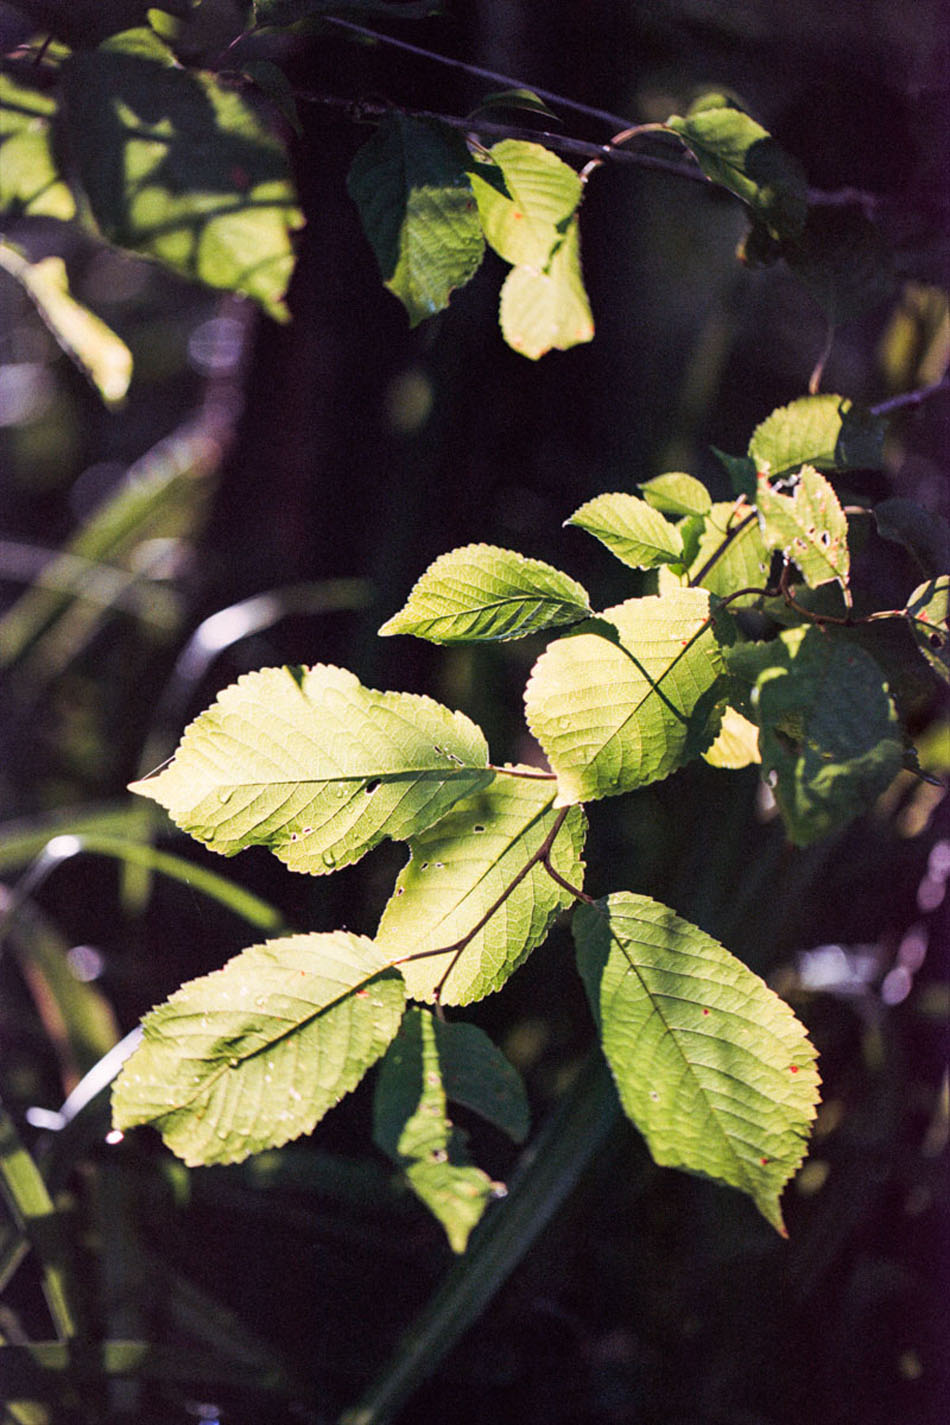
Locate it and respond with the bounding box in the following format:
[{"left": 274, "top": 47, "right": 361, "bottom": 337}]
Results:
[
  {"left": 473, "top": 824, "right": 486, "bottom": 833},
  {"left": 928, "top": 632, "right": 943, "bottom": 648},
  {"left": 365, "top": 780, "right": 380, "bottom": 794}
]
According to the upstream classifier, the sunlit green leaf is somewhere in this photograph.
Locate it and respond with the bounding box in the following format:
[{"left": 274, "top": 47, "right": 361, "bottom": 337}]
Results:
[
  {"left": 702, "top": 704, "right": 761, "bottom": 769},
  {"left": 729, "top": 627, "right": 903, "bottom": 844},
  {"left": 499, "top": 215, "right": 594, "bottom": 360},
  {"left": 378, "top": 543, "right": 591, "bottom": 643},
  {"left": 347, "top": 114, "right": 484, "bottom": 326},
  {"left": 112, "top": 931, "right": 406, "bottom": 1165},
  {"left": 639, "top": 472, "right": 712, "bottom": 517},
  {"left": 574, "top": 892, "right": 820, "bottom": 1233},
  {"left": 755, "top": 464, "right": 850, "bottom": 589},
  {"left": 0, "top": 73, "right": 75, "bottom": 221},
  {"left": 906, "top": 576, "right": 950, "bottom": 683},
  {"left": 874, "top": 498, "right": 950, "bottom": 578},
  {"left": 0, "top": 244, "right": 132, "bottom": 405},
  {"left": 129, "top": 664, "right": 492, "bottom": 875},
  {"left": 469, "top": 139, "right": 581, "bottom": 268},
  {"left": 747, "top": 394, "right": 886, "bottom": 477},
  {"left": 658, "top": 502, "right": 770, "bottom": 608},
  {"left": 61, "top": 27, "right": 303, "bottom": 319},
  {"left": 667, "top": 100, "right": 807, "bottom": 239},
  {"left": 524, "top": 589, "right": 726, "bottom": 805},
  {"left": 377, "top": 770, "right": 585, "bottom": 1005},
  {"left": 373, "top": 1007, "right": 501, "bottom": 1252},
  {"left": 566, "top": 492, "right": 684, "bottom": 569}
]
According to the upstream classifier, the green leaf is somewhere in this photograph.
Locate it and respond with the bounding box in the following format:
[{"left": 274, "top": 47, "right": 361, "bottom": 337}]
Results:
[
  {"left": 373, "top": 1007, "right": 502, "bottom": 1252},
  {"left": 471, "top": 89, "right": 561, "bottom": 122},
  {"left": 667, "top": 102, "right": 807, "bottom": 239},
  {"left": 378, "top": 544, "right": 591, "bottom": 643},
  {"left": 0, "top": 73, "right": 75, "bottom": 221},
  {"left": 874, "top": 498, "right": 950, "bottom": 578},
  {"left": 702, "top": 705, "right": 761, "bottom": 769},
  {"left": 566, "top": 492, "right": 684, "bottom": 569},
  {"left": 639, "top": 472, "right": 712, "bottom": 518},
  {"left": 60, "top": 28, "right": 303, "bottom": 319},
  {"left": 433, "top": 1019, "right": 530, "bottom": 1143},
  {"left": 906, "top": 577, "right": 950, "bottom": 683},
  {"left": 524, "top": 589, "right": 726, "bottom": 805},
  {"left": 729, "top": 627, "right": 903, "bottom": 844},
  {"left": 112, "top": 931, "right": 406, "bottom": 1166},
  {"left": 755, "top": 465, "right": 850, "bottom": 589},
  {"left": 747, "top": 395, "right": 886, "bottom": 477},
  {"left": 658, "top": 503, "right": 770, "bottom": 608},
  {"left": 347, "top": 114, "right": 484, "bottom": 326},
  {"left": 376, "top": 770, "right": 585, "bottom": 1006},
  {"left": 0, "top": 244, "right": 132, "bottom": 405},
  {"left": 499, "top": 215, "right": 594, "bottom": 360},
  {"left": 129, "top": 665, "right": 492, "bottom": 875},
  {"left": 711, "top": 447, "right": 757, "bottom": 500},
  {"left": 239, "top": 60, "right": 303, "bottom": 137},
  {"left": 469, "top": 139, "right": 581, "bottom": 268},
  {"left": 574, "top": 892, "right": 820, "bottom": 1233}
]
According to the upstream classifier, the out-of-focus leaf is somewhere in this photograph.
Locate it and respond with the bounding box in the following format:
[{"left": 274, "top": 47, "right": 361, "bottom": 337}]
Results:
[
  {"left": 784, "top": 206, "right": 896, "bottom": 323},
  {"left": 377, "top": 771, "right": 585, "bottom": 1006},
  {"left": 379, "top": 543, "right": 591, "bottom": 643},
  {"left": 755, "top": 465, "right": 850, "bottom": 589},
  {"left": 878, "top": 283, "right": 950, "bottom": 392},
  {"left": 112, "top": 932, "right": 406, "bottom": 1165},
  {"left": 0, "top": 243, "right": 132, "bottom": 405},
  {"left": 524, "top": 589, "right": 726, "bottom": 805},
  {"left": 499, "top": 215, "right": 594, "bottom": 360},
  {"left": 373, "top": 1007, "right": 501, "bottom": 1252},
  {"left": 874, "top": 498, "right": 950, "bottom": 577},
  {"left": 748, "top": 394, "right": 886, "bottom": 476},
  {"left": 566, "top": 493, "right": 684, "bottom": 569},
  {"left": 667, "top": 98, "right": 807, "bottom": 239},
  {"left": 239, "top": 59, "right": 303, "bottom": 136},
  {"left": 574, "top": 893, "right": 820, "bottom": 1233},
  {"left": 61, "top": 27, "right": 303, "bottom": 319},
  {"left": 0, "top": 73, "right": 75, "bottom": 220},
  {"left": 129, "top": 664, "right": 492, "bottom": 876},
  {"left": 347, "top": 114, "right": 484, "bottom": 326}
]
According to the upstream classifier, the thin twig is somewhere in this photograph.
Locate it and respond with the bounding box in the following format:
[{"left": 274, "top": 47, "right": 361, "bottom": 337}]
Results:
[
  {"left": 688, "top": 507, "right": 757, "bottom": 589},
  {"left": 871, "top": 379, "right": 950, "bottom": 417}
]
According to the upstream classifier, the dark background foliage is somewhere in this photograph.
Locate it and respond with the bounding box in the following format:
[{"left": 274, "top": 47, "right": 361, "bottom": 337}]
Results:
[{"left": 1, "top": 2, "right": 947, "bottom": 1422}]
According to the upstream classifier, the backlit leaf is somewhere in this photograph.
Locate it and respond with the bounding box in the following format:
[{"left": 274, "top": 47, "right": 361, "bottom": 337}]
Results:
[
  {"left": 639, "top": 472, "right": 712, "bottom": 518},
  {"left": 469, "top": 139, "right": 581, "bottom": 268},
  {"left": 373, "top": 1007, "right": 501, "bottom": 1252},
  {"left": 112, "top": 931, "right": 406, "bottom": 1166},
  {"left": 574, "top": 892, "right": 820, "bottom": 1233},
  {"left": 729, "top": 627, "right": 903, "bottom": 843},
  {"left": 755, "top": 464, "right": 850, "bottom": 588},
  {"left": 378, "top": 543, "right": 591, "bottom": 643},
  {"left": 566, "top": 493, "right": 683, "bottom": 569},
  {"left": 702, "top": 704, "right": 761, "bottom": 769},
  {"left": 347, "top": 114, "right": 484, "bottom": 326},
  {"left": 499, "top": 216, "right": 594, "bottom": 359},
  {"left": 61, "top": 28, "right": 303, "bottom": 319},
  {"left": 0, "top": 74, "right": 75, "bottom": 221},
  {"left": 129, "top": 665, "right": 492, "bottom": 875},
  {"left": 524, "top": 589, "right": 726, "bottom": 805},
  {"left": 747, "top": 395, "right": 886, "bottom": 477},
  {"left": 667, "top": 100, "right": 806, "bottom": 239},
  {"left": 659, "top": 503, "right": 770, "bottom": 609},
  {"left": 906, "top": 577, "right": 950, "bottom": 683},
  {"left": 377, "top": 770, "right": 585, "bottom": 1005}
]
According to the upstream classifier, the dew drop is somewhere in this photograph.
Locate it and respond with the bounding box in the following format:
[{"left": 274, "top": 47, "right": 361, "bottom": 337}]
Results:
[
  {"left": 228, "top": 1058, "right": 239, "bottom": 1068},
  {"left": 217, "top": 789, "right": 234, "bottom": 806},
  {"left": 322, "top": 850, "right": 336, "bottom": 869}
]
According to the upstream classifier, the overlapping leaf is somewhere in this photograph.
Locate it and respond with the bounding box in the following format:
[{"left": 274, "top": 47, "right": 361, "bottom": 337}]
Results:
[
  {"left": 60, "top": 27, "right": 303, "bottom": 319},
  {"left": 499, "top": 216, "right": 594, "bottom": 359},
  {"left": 575, "top": 893, "right": 819, "bottom": 1233},
  {"left": 0, "top": 74, "right": 75, "bottom": 221},
  {"left": 702, "top": 704, "right": 761, "bottom": 769},
  {"left": 347, "top": 114, "right": 484, "bottom": 326},
  {"left": 129, "top": 665, "right": 492, "bottom": 874},
  {"left": 639, "top": 473, "right": 712, "bottom": 518},
  {"left": 112, "top": 932, "right": 406, "bottom": 1166},
  {"left": 373, "top": 1007, "right": 503, "bottom": 1252},
  {"left": 874, "top": 499, "right": 950, "bottom": 578},
  {"left": 755, "top": 465, "right": 850, "bottom": 588},
  {"left": 667, "top": 97, "right": 807, "bottom": 239},
  {"left": 469, "top": 139, "right": 582, "bottom": 267},
  {"left": 748, "top": 394, "right": 886, "bottom": 477},
  {"left": 376, "top": 770, "right": 585, "bottom": 1005},
  {"left": 524, "top": 589, "right": 726, "bottom": 805},
  {"left": 378, "top": 544, "right": 591, "bottom": 643},
  {"left": 566, "top": 493, "right": 684, "bottom": 569},
  {"left": 659, "top": 502, "right": 770, "bottom": 609},
  {"left": 433, "top": 1018, "right": 530, "bottom": 1142},
  {"left": 906, "top": 577, "right": 950, "bottom": 683},
  {"left": 728, "top": 627, "right": 903, "bottom": 843}
]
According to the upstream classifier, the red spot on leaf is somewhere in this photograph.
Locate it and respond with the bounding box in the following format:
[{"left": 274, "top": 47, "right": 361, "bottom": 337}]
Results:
[
  {"left": 513, "top": 210, "right": 523, "bottom": 219},
  {"left": 760, "top": 1157, "right": 769, "bottom": 1165},
  {"left": 789, "top": 1064, "right": 799, "bottom": 1073},
  {"left": 355, "top": 989, "right": 369, "bottom": 999},
  {"left": 702, "top": 1008, "right": 710, "bottom": 1015}
]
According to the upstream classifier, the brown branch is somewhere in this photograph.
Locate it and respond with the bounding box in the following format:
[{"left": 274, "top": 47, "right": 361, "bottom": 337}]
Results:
[{"left": 687, "top": 507, "right": 757, "bottom": 589}]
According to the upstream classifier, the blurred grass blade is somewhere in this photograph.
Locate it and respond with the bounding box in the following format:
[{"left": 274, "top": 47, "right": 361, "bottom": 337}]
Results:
[
  {"left": 339, "top": 1050, "right": 619, "bottom": 1425},
  {"left": 0, "top": 1108, "right": 77, "bottom": 1340},
  {"left": 0, "top": 803, "right": 152, "bottom": 877}
]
